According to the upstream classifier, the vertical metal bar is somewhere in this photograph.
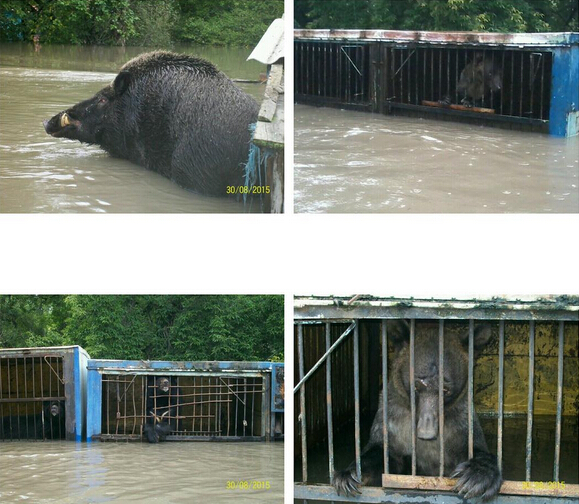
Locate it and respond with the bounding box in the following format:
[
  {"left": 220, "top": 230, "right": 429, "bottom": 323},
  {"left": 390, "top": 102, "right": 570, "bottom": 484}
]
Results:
[
  {"left": 490, "top": 50, "right": 495, "bottom": 108},
  {"left": 23, "top": 357, "right": 28, "bottom": 439},
  {"left": 323, "top": 43, "right": 327, "bottom": 97},
  {"left": 519, "top": 52, "right": 524, "bottom": 117},
  {"left": 353, "top": 321, "right": 361, "bottom": 479},
  {"left": 410, "top": 319, "right": 416, "bottom": 475},
  {"left": 468, "top": 320, "right": 474, "bottom": 459},
  {"left": 382, "top": 320, "right": 389, "bottom": 474},
  {"left": 554, "top": 321, "right": 564, "bottom": 481},
  {"left": 438, "top": 48, "right": 442, "bottom": 105},
  {"left": 243, "top": 377, "right": 247, "bottom": 437},
  {"left": 123, "top": 377, "right": 127, "bottom": 435},
  {"left": 540, "top": 53, "right": 545, "bottom": 120},
  {"left": 251, "top": 377, "right": 256, "bottom": 435},
  {"left": 500, "top": 52, "right": 505, "bottom": 115},
  {"left": 141, "top": 376, "right": 145, "bottom": 437},
  {"left": 15, "top": 358, "right": 21, "bottom": 438},
  {"left": 430, "top": 48, "right": 434, "bottom": 101},
  {"left": 298, "top": 324, "right": 308, "bottom": 482},
  {"left": 446, "top": 49, "right": 450, "bottom": 105},
  {"left": 438, "top": 320, "right": 445, "bottom": 476},
  {"left": 325, "top": 322, "right": 335, "bottom": 482},
  {"left": 529, "top": 53, "right": 535, "bottom": 117},
  {"left": 497, "top": 320, "right": 505, "bottom": 473},
  {"left": 31, "top": 357, "right": 37, "bottom": 438},
  {"left": 234, "top": 377, "right": 238, "bottom": 436},
  {"left": 455, "top": 48, "right": 459, "bottom": 103},
  {"left": 510, "top": 51, "right": 515, "bottom": 115},
  {"left": 407, "top": 47, "right": 411, "bottom": 103},
  {"left": 39, "top": 357, "right": 44, "bottom": 438},
  {"left": 106, "top": 374, "right": 109, "bottom": 435},
  {"left": 49, "top": 357, "right": 53, "bottom": 439},
  {"left": 526, "top": 320, "right": 535, "bottom": 481},
  {"left": 8, "top": 359, "right": 13, "bottom": 437}
]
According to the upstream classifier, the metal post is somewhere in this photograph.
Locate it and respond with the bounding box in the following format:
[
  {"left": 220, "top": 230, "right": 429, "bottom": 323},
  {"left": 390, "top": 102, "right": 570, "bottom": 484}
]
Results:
[
  {"left": 554, "top": 321, "right": 564, "bottom": 481},
  {"left": 382, "top": 320, "right": 389, "bottom": 474},
  {"left": 325, "top": 322, "right": 335, "bottom": 482},
  {"left": 410, "top": 319, "right": 416, "bottom": 475},
  {"left": 298, "top": 323, "right": 308, "bottom": 482},
  {"left": 526, "top": 320, "right": 535, "bottom": 481},
  {"left": 438, "top": 320, "right": 445, "bottom": 476},
  {"left": 354, "top": 321, "right": 361, "bottom": 479},
  {"left": 498, "top": 320, "right": 505, "bottom": 473},
  {"left": 468, "top": 320, "right": 474, "bottom": 459}
]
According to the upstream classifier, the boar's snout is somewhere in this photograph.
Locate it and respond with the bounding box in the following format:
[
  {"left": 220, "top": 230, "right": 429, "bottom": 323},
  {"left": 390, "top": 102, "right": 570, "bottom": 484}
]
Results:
[{"left": 43, "top": 112, "right": 79, "bottom": 137}]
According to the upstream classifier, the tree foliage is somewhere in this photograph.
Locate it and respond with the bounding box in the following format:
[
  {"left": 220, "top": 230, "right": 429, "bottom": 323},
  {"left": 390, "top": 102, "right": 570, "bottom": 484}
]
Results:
[
  {"left": 295, "top": 0, "right": 578, "bottom": 32},
  {"left": 0, "top": 295, "right": 284, "bottom": 362},
  {"left": 0, "top": 0, "right": 283, "bottom": 46}
]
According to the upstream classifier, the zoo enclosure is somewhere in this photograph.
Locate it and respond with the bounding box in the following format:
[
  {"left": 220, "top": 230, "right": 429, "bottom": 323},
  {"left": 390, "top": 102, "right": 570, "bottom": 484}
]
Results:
[
  {"left": 0, "top": 346, "right": 89, "bottom": 441},
  {"left": 86, "top": 360, "right": 284, "bottom": 442},
  {"left": 294, "top": 296, "right": 579, "bottom": 503},
  {"left": 294, "top": 31, "right": 579, "bottom": 136}
]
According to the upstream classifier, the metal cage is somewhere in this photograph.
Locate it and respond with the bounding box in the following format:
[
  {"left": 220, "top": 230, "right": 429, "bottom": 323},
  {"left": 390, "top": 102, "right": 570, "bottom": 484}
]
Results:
[
  {"left": 295, "top": 31, "right": 579, "bottom": 137},
  {"left": 0, "top": 346, "right": 89, "bottom": 442},
  {"left": 86, "top": 360, "right": 284, "bottom": 442},
  {"left": 294, "top": 296, "right": 579, "bottom": 503}
]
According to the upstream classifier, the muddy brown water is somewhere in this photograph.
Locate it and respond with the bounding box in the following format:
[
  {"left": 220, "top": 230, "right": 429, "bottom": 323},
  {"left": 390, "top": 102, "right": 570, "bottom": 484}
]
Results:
[
  {"left": 294, "top": 104, "right": 579, "bottom": 213},
  {"left": 0, "top": 441, "right": 283, "bottom": 503},
  {"left": 0, "top": 43, "right": 266, "bottom": 213}
]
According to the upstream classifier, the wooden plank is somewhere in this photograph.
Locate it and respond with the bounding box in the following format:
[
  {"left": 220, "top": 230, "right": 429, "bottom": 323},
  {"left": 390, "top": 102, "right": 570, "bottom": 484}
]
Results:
[
  {"left": 258, "top": 63, "right": 284, "bottom": 122},
  {"left": 382, "top": 474, "right": 579, "bottom": 498},
  {"left": 422, "top": 100, "right": 495, "bottom": 114}
]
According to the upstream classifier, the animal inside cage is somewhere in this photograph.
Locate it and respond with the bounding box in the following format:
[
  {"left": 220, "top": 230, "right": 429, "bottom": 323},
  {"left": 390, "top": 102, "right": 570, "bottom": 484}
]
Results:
[
  {"left": 294, "top": 296, "right": 579, "bottom": 504},
  {"left": 294, "top": 31, "right": 579, "bottom": 137},
  {"left": 86, "top": 360, "right": 284, "bottom": 442},
  {"left": 0, "top": 346, "right": 89, "bottom": 441}
]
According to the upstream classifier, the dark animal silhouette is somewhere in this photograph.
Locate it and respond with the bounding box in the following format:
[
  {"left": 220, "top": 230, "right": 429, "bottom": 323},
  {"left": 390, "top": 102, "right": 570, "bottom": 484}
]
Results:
[
  {"left": 43, "top": 51, "right": 259, "bottom": 195},
  {"left": 333, "top": 321, "right": 502, "bottom": 501},
  {"left": 456, "top": 54, "right": 503, "bottom": 107},
  {"left": 439, "top": 53, "right": 503, "bottom": 108},
  {"left": 143, "top": 376, "right": 179, "bottom": 443},
  {"left": 1, "top": 401, "right": 64, "bottom": 440}
]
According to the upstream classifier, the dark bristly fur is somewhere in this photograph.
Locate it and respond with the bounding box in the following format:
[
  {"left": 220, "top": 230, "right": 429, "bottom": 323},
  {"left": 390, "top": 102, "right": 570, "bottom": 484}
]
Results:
[
  {"left": 333, "top": 320, "right": 502, "bottom": 501},
  {"left": 43, "top": 51, "right": 258, "bottom": 195}
]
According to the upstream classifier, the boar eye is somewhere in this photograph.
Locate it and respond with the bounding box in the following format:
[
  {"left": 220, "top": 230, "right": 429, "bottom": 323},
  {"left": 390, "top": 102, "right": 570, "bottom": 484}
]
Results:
[{"left": 98, "top": 97, "right": 108, "bottom": 104}]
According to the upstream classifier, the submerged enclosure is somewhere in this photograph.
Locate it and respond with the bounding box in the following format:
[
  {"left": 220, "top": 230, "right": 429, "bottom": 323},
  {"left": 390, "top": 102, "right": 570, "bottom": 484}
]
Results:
[
  {"left": 294, "top": 31, "right": 579, "bottom": 137},
  {"left": 0, "top": 346, "right": 89, "bottom": 441},
  {"left": 294, "top": 296, "right": 579, "bottom": 503},
  {"left": 87, "top": 360, "right": 284, "bottom": 442}
]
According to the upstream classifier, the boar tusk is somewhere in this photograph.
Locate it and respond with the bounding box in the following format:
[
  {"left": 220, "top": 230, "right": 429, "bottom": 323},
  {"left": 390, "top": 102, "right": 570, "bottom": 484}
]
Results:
[{"left": 60, "top": 113, "right": 70, "bottom": 127}]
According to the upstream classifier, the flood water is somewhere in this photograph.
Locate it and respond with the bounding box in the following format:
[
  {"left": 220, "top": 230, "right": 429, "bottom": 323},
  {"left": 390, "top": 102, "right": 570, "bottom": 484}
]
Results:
[
  {"left": 0, "top": 43, "right": 266, "bottom": 213},
  {"left": 0, "top": 441, "right": 283, "bottom": 503},
  {"left": 294, "top": 104, "right": 579, "bottom": 213}
]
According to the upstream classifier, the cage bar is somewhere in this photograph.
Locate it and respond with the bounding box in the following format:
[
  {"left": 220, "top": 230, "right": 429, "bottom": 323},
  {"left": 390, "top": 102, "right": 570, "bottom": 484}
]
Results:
[
  {"left": 438, "top": 319, "right": 444, "bottom": 476},
  {"left": 554, "top": 321, "right": 565, "bottom": 481},
  {"left": 497, "top": 320, "right": 505, "bottom": 473},
  {"left": 381, "top": 320, "right": 389, "bottom": 474},
  {"left": 353, "top": 321, "right": 362, "bottom": 479},
  {"left": 526, "top": 321, "right": 535, "bottom": 481},
  {"left": 325, "top": 322, "right": 335, "bottom": 482},
  {"left": 409, "top": 319, "right": 416, "bottom": 476}
]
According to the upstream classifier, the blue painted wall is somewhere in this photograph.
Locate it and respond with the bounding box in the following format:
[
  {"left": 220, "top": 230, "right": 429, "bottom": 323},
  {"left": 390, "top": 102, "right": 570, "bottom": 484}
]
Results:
[{"left": 549, "top": 43, "right": 579, "bottom": 137}]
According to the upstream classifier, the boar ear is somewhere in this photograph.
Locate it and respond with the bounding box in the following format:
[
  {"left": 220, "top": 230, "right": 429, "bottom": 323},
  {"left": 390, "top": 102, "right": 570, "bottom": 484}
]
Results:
[
  {"left": 113, "top": 71, "right": 131, "bottom": 96},
  {"left": 387, "top": 320, "right": 410, "bottom": 348}
]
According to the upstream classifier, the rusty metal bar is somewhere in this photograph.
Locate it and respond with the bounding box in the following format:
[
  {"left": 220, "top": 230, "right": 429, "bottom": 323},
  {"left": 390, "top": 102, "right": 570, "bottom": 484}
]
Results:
[
  {"left": 382, "top": 320, "right": 389, "bottom": 474},
  {"left": 410, "top": 318, "right": 416, "bottom": 475},
  {"left": 438, "top": 319, "right": 445, "bottom": 476},
  {"left": 497, "top": 320, "right": 505, "bottom": 473},
  {"left": 298, "top": 323, "right": 308, "bottom": 482},
  {"left": 325, "top": 322, "right": 335, "bottom": 483},
  {"left": 354, "top": 321, "right": 362, "bottom": 480},
  {"left": 554, "top": 321, "right": 564, "bottom": 481},
  {"left": 525, "top": 320, "right": 535, "bottom": 481},
  {"left": 294, "top": 321, "right": 356, "bottom": 393},
  {"left": 468, "top": 319, "right": 474, "bottom": 459}
]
